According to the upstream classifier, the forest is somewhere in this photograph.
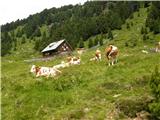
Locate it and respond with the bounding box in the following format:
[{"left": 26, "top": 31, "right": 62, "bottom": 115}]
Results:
[{"left": 1, "top": 1, "right": 160, "bottom": 56}]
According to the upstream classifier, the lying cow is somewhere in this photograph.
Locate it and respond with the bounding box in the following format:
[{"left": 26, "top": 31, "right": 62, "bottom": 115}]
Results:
[
  {"left": 105, "top": 45, "right": 118, "bottom": 66},
  {"left": 30, "top": 65, "right": 61, "bottom": 78},
  {"left": 53, "top": 61, "right": 70, "bottom": 69},
  {"left": 66, "top": 56, "right": 81, "bottom": 65},
  {"left": 90, "top": 49, "right": 102, "bottom": 61},
  {"left": 77, "top": 48, "right": 86, "bottom": 55}
]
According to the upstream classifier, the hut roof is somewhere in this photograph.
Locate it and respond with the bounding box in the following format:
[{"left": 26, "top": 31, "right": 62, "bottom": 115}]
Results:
[{"left": 41, "top": 39, "right": 65, "bottom": 53}]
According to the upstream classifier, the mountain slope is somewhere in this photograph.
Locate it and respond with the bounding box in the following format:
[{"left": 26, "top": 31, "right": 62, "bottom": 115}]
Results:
[{"left": 2, "top": 6, "right": 160, "bottom": 120}]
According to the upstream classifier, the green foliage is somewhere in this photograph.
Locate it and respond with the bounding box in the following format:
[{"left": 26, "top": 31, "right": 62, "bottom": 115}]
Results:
[
  {"left": 94, "top": 37, "right": 99, "bottom": 46},
  {"left": 99, "top": 38, "right": 103, "bottom": 46},
  {"left": 146, "top": 2, "right": 160, "bottom": 34},
  {"left": 116, "top": 97, "right": 151, "bottom": 118},
  {"left": 143, "top": 34, "right": 147, "bottom": 41},
  {"left": 108, "top": 28, "right": 113, "bottom": 40},
  {"left": 21, "top": 36, "right": 26, "bottom": 44},
  {"left": 1, "top": 1, "right": 142, "bottom": 55},
  {"left": 1, "top": 32, "right": 12, "bottom": 56},
  {"left": 126, "top": 23, "right": 130, "bottom": 29},
  {"left": 16, "top": 28, "right": 23, "bottom": 37},
  {"left": 141, "top": 26, "right": 144, "bottom": 34},
  {"left": 78, "top": 38, "right": 84, "bottom": 48},
  {"left": 88, "top": 39, "right": 93, "bottom": 48},
  {"left": 33, "top": 27, "right": 41, "bottom": 37},
  {"left": 149, "top": 66, "right": 160, "bottom": 119}
]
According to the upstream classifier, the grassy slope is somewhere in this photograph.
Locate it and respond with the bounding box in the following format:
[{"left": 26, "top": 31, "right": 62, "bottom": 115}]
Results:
[{"left": 2, "top": 8, "right": 160, "bottom": 119}]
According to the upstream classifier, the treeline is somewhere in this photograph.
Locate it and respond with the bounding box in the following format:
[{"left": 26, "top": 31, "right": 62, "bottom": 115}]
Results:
[
  {"left": 1, "top": 1, "right": 143, "bottom": 56},
  {"left": 146, "top": 2, "right": 160, "bottom": 34}
]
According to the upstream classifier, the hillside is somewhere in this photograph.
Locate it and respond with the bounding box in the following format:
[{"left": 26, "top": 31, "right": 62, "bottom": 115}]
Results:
[
  {"left": 2, "top": 1, "right": 144, "bottom": 56},
  {"left": 2, "top": 5, "right": 160, "bottom": 120}
]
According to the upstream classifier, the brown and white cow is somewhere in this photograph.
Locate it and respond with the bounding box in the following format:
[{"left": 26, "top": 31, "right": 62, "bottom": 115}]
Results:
[
  {"left": 77, "top": 48, "right": 85, "bottom": 56},
  {"left": 30, "top": 65, "right": 61, "bottom": 78},
  {"left": 90, "top": 49, "right": 102, "bottom": 61},
  {"left": 66, "top": 56, "right": 81, "bottom": 65},
  {"left": 105, "top": 45, "right": 118, "bottom": 66}
]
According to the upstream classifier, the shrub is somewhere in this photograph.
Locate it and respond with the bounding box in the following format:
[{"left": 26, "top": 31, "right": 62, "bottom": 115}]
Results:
[
  {"left": 143, "top": 34, "right": 147, "bottom": 41},
  {"left": 125, "top": 42, "right": 129, "bottom": 47},
  {"left": 108, "top": 28, "right": 113, "bottom": 40},
  {"left": 116, "top": 97, "right": 151, "bottom": 118},
  {"left": 94, "top": 37, "right": 99, "bottom": 46},
  {"left": 79, "top": 38, "right": 84, "bottom": 48},
  {"left": 99, "top": 39, "right": 103, "bottom": 46},
  {"left": 88, "top": 39, "right": 93, "bottom": 48},
  {"left": 126, "top": 23, "right": 130, "bottom": 29},
  {"left": 149, "top": 66, "right": 160, "bottom": 119}
]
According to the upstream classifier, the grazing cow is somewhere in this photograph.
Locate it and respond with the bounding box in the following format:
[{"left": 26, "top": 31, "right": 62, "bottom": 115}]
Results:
[
  {"left": 30, "top": 65, "right": 61, "bottom": 78},
  {"left": 105, "top": 45, "right": 118, "bottom": 66}
]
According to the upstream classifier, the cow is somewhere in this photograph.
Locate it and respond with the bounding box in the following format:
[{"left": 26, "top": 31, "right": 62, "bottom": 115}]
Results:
[
  {"left": 90, "top": 49, "right": 102, "bottom": 61},
  {"left": 105, "top": 45, "right": 118, "bottom": 66},
  {"left": 30, "top": 65, "right": 61, "bottom": 78},
  {"left": 77, "top": 48, "right": 85, "bottom": 56},
  {"left": 53, "top": 61, "right": 70, "bottom": 69},
  {"left": 66, "top": 56, "right": 81, "bottom": 65}
]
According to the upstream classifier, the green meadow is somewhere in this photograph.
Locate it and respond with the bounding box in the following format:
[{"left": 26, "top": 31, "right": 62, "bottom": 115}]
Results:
[{"left": 2, "top": 7, "right": 160, "bottom": 119}]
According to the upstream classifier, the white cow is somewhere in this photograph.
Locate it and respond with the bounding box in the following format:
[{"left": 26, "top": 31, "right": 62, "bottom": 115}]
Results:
[
  {"left": 53, "top": 61, "right": 70, "bottom": 69},
  {"left": 69, "top": 56, "right": 81, "bottom": 65},
  {"left": 30, "top": 65, "right": 61, "bottom": 78}
]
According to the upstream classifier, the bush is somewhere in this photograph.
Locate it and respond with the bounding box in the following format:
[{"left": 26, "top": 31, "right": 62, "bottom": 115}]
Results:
[
  {"left": 116, "top": 97, "right": 151, "bottom": 118},
  {"left": 108, "top": 28, "right": 113, "bottom": 40},
  {"left": 99, "top": 39, "right": 103, "bottom": 46},
  {"left": 149, "top": 66, "right": 160, "bottom": 119},
  {"left": 125, "top": 42, "right": 129, "bottom": 47},
  {"left": 94, "top": 37, "right": 99, "bottom": 46},
  {"left": 126, "top": 23, "right": 130, "bottom": 29},
  {"left": 79, "top": 38, "right": 84, "bottom": 48},
  {"left": 143, "top": 34, "right": 147, "bottom": 41},
  {"left": 88, "top": 39, "right": 93, "bottom": 48}
]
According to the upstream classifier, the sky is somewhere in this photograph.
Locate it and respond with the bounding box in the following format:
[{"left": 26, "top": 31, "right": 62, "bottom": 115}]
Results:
[{"left": 0, "top": 0, "right": 86, "bottom": 25}]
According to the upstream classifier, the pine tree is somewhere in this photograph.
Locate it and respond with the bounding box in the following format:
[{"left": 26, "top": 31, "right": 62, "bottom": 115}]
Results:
[
  {"left": 141, "top": 26, "right": 144, "bottom": 34},
  {"left": 99, "top": 38, "right": 103, "bottom": 46},
  {"left": 79, "top": 38, "right": 84, "bottom": 48},
  {"left": 33, "top": 27, "right": 41, "bottom": 37},
  {"left": 149, "top": 66, "right": 160, "bottom": 118},
  {"left": 126, "top": 23, "right": 130, "bottom": 29},
  {"left": 21, "top": 36, "right": 26, "bottom": 44},
  {"left": 88, "top": 39, "right": 93, "bottom": 48},
  {"left": 143, "top": 34, "right": 147, "bottom": 41},
  {"left": 108, "top": 28, "right": 113, "bottom": 40},
  {"left": 94, "top": 37, "right": 99, "bottom": 46}
]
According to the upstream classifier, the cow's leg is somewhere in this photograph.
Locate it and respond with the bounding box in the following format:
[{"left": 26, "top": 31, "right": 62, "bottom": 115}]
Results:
[
  {"left": 108, "top": 60, "right": 111, "bottom": 66},
  {"left": 111, "top": 60, "right": 114, "bottom": 65}
]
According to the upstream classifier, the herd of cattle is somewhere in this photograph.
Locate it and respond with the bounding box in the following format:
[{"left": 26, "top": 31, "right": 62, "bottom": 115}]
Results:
[
  {"left": 30, "top": 56, "right": 81, "bottom": 78},
  {"left": 30, "top": 44, "right": 118, "bottom": 78},
  {"left": 30, "top": 42, "right": 160, "bottom": 78}
]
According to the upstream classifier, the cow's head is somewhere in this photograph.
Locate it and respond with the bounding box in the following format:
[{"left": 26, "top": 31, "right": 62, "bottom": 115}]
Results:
[{"left": 30, "top": 65, "right": 36, "bottom": 73}]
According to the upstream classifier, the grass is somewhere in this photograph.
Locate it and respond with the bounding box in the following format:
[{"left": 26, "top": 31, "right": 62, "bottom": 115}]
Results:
[{"left": 2, "top": 7, "right": 160, "bottom": 119}]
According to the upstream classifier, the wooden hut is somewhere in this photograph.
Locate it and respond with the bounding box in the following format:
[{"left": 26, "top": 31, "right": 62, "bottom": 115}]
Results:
[{"left": 41, "top": 39, "right": 73, "bottom": 57}]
